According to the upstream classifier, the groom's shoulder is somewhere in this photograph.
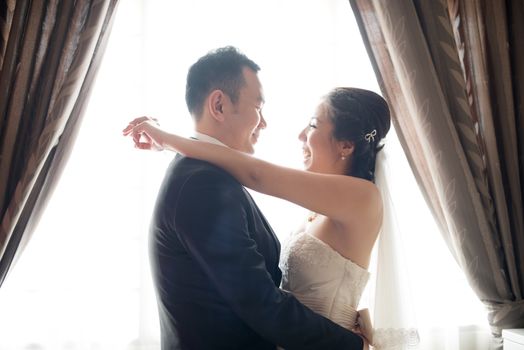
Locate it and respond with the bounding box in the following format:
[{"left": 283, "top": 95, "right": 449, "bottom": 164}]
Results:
[{"left": 171, "top": 156, "right": 240, "bottom": 187}]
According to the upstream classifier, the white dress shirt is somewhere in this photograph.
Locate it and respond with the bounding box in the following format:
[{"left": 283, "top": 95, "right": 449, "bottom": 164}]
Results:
[{"left": 192, "top": 131, "right": 228, "bottom": 147}]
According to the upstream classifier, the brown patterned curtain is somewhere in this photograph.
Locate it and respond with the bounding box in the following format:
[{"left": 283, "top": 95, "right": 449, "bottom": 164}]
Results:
[
  {"left": 0, "top": 0, "right": 119, "bottom": 287},
  {"left": 348, "top": 0, "right": 523, "bottom": 347}
]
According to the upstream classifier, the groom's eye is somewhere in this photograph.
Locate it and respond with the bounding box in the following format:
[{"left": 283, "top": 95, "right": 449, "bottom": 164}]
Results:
[{"left": 308, "top": 123, "right": 317, "bottom": 129}]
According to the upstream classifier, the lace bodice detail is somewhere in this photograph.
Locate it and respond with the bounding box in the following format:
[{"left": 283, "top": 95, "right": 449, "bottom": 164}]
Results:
[{"left": 280, "top": 231, "right": 370, "bottom": 329}]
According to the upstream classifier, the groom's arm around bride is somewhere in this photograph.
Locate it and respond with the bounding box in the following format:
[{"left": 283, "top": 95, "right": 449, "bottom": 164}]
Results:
[{"left": 151, "top": 156, "right": 364, "bottom": 349}]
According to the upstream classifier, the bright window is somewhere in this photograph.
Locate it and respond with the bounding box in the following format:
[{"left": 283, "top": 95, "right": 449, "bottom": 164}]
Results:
[{"left": 0, "top": 1, "right": 489, "bottom": 349}]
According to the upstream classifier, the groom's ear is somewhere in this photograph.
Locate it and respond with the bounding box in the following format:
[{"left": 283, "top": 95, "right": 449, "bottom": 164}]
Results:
[{"left": 208, "top": 89, "right": 226, "bottom": 122}]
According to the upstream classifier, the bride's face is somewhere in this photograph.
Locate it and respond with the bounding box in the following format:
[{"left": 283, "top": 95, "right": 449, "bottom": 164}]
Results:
[{"left": 298, "top": 103, "right": 346, "bottom": 174}]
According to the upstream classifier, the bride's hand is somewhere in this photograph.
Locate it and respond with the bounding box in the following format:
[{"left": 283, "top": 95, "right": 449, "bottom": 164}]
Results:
[{"left": 123, "top": 116, "right": 164, "bottom": 151}]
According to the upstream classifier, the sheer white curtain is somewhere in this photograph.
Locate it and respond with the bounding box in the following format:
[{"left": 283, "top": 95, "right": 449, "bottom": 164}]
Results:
[{"left": 0, "top": 1, "right": 489, "bottom": 349}]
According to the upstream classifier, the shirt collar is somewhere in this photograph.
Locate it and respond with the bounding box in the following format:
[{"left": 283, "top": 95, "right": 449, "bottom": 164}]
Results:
[{"left": 192, "top": 131, "right": 228, "bottom": 147}]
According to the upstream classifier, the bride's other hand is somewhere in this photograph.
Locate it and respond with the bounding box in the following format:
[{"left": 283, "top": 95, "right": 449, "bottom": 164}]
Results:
[{"left": 123, "top": 116, "right": 164, "bottom": 151}]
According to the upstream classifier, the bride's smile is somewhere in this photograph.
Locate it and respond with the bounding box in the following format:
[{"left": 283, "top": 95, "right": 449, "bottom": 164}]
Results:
[{"left": 302, "top": 147, "right": 311, "bottom": 164}]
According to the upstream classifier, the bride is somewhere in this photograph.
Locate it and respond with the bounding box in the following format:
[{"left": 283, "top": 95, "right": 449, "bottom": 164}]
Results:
[{"left": 124, "top": 87, "right": 418, "bottom": 349}]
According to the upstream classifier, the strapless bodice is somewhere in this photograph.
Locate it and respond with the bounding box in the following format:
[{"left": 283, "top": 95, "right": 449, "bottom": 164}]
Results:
[{"left": 280, "top": 231, "right": 370, "bottom": 329}]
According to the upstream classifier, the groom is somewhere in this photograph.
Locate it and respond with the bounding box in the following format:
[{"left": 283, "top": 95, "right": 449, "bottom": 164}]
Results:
[{"left": 150, "top": 46, "right": 365, "bottom": 349}]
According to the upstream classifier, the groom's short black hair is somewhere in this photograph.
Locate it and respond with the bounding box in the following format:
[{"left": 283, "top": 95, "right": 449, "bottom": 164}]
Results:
[{"left": 185, "top": 46, "right": 260, "bottom": 120}]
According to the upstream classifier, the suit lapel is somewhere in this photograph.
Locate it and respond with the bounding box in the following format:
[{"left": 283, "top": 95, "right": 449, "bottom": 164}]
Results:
[{"left": 241, "top": 187, "right": 281, "bottom": 253}]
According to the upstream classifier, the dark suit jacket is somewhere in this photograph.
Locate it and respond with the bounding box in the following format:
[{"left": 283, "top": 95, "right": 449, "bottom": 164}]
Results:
[{"left": 150, "top": 156, "right": 363, "bottom": 350}]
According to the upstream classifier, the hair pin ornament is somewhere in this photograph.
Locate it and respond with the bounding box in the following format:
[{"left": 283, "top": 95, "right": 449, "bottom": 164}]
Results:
[{"left": 365, "top": 129, "right": 377, "bottom": 142}]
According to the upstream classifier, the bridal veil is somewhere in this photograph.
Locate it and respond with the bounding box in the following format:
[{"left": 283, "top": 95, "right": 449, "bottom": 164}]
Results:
[{"left": 368, "top": 146, "right": 420, "bottom": 349}]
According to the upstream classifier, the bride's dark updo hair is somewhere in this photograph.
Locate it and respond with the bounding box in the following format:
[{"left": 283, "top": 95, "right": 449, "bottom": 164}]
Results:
[{"left": 324, "top": 87, "right": 391, "bottom": 182}]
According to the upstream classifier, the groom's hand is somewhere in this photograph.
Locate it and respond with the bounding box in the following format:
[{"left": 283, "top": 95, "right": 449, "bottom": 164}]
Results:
[
  {"left": 356, "top": 335, "right": 369, "bottom": 350},
  {"left": 351, "top": 326, "right": 370, "bottom": 350}
]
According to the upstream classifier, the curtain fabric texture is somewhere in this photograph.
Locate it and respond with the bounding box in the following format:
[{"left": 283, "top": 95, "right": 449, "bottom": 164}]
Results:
[
  {"left": 348, "top": 0, "right": 524, "bottom": 346},
  {"left": 0, "top": 0, "right": 119, "bottom": 287}
]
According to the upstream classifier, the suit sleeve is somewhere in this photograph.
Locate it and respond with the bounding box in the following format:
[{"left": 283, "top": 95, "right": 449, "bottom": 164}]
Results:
[{"left": 173, "top": 169, "right": 363, "bottom": 350}]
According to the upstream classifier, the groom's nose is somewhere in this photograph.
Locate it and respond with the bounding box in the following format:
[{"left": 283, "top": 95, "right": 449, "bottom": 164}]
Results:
[{"left": 258, "top": 114, "right": 267, "bottom": 129}]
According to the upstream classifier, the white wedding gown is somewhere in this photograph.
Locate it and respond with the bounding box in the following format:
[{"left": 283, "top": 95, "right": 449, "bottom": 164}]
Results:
[
  {"left": 280, "top": 228, "right": 418, "bottom": 349},
  {"left": 280, "top": 230, "right": 369, "bottom": 331}
]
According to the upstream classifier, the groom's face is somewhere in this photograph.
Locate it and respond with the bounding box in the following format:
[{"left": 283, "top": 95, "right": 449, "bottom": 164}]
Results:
[{"left": 223, "top": 68, "right": 266, "bottom": 154}]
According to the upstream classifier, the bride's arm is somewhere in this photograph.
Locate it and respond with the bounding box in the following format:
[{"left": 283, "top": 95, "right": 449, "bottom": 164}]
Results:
[{"left": 123, "top": 118, "right": 381, "bottom": 226}]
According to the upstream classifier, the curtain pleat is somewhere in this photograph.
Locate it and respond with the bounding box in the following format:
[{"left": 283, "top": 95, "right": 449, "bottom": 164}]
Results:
[
  {"left": 0, "top": 0, "right": 48, "bottom": 216},
  {"left": 0, "top": 0, "right": 119, "bottom": 286},
  {"left": 349, "top": 0, "right": 524, "bottom": 346},
  {"left": 0, "top": 0, "right": 14, "bottom": 70},
  {"left": 11, "top": 0, "right": 119, "bottom": 269},
  {"left": 508, "top": 0, "right": 524, "bottom": 296},
  {"left": 482, "top": 0, "right": 524, "bottom": 297}
]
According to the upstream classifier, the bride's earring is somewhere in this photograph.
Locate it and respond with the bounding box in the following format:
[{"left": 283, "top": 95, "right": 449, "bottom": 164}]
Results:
[{"left": 341, "top": 153, "right": 346, "bottom": 160}]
